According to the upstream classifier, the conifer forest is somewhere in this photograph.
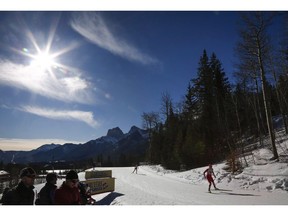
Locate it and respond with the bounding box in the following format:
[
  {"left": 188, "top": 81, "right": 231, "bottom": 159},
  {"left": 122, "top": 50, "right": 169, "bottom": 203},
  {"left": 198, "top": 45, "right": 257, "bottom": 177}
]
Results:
[{"left": 141, "top": 12, "right": 288, "bottom": 170}]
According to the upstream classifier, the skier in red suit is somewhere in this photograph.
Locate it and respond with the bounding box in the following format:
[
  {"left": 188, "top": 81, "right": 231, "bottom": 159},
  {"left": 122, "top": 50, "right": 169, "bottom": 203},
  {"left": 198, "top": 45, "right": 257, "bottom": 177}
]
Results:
[{"left": 203, "top": 164, "right": 218, "bottom": 193}]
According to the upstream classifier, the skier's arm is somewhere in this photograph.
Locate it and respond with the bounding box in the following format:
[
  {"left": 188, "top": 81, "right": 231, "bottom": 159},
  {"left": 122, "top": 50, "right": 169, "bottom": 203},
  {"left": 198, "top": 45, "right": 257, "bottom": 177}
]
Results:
[
  {"left": 203, "top": 169, "right": 208, "bottom": 178},
  {"left": 212, "top": 170, "right": 216, "bottom": 178}
]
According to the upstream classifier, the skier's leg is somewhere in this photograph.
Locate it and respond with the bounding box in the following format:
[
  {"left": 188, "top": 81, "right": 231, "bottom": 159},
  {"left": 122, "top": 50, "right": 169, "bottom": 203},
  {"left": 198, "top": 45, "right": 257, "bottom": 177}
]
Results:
[
  {"left": 212, "top": 181, "right": 216, "bottom": 189},
  {"left": 208, "top": 183, "right": 211, "bottom": 192},
  {"left": 212, "top": 180, "right": 218, "bottom": 189}
]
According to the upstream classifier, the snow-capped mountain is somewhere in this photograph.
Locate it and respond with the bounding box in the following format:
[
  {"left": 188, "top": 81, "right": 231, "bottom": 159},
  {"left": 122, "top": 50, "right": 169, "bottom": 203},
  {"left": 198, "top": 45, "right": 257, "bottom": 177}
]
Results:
[{"left": 0, "top": 126, "right": 149, "bottom": 164}]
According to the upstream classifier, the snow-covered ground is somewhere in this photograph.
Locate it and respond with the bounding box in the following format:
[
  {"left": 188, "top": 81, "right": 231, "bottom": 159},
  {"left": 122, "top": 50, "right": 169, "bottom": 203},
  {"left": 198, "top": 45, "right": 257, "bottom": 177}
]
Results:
[
  {"left": 2, "top": 131, "right": 288, "bottom": 215},
  {"left": 5, "top": 143, "right": 288, "bottom": 205},
  {"left": 79, "top": 134, "right": 288, "bottom": 205},
  {"left": 81, "top": 162, "right": 287, "bottom": 205},
  {"left": 85, "top": 144, "right": 287, "bottom": 214}
]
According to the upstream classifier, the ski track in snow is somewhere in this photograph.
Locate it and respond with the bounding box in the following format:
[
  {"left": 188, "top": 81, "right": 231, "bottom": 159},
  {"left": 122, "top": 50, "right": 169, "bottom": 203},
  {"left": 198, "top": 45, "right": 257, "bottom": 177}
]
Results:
[
  {"left": 34, "top": 165, "right": 286, "bottom": 205},
  {"left": 26, "top": 142, "right": 288, "bottom": 206}
]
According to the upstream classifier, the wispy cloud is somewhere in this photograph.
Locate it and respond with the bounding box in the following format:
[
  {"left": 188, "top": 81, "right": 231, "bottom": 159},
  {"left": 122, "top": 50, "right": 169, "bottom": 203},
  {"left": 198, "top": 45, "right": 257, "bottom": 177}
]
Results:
[
  {"left": 0, "top": 59, "right": 94, "bottom": 104},
  {"left": 70, "top": 12, "right": 159, "bottom": 65},
  {"left": 20, "top": 105, "right": 99, "bottom": 128}
]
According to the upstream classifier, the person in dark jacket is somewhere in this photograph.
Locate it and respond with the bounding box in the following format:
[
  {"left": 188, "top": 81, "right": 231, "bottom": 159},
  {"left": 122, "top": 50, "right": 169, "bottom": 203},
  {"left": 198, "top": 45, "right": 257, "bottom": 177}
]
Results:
[
  {"left": 54, "top": 170, "right": 81, "bottom": 205},
  {"left": 0, "top": 187, "right": 10, "bottom": 203},
  {"left": 78, "top": 182, "right": 88, "bottom": 205},
  {"left": 78, "top": 182, "right": 96, "bottom": 205},
  {"left": 2, "top": 167, "right": 36, "bottom": 205},
  {"left": 36, "top": 173, "right": 57, "bottom": 205}
]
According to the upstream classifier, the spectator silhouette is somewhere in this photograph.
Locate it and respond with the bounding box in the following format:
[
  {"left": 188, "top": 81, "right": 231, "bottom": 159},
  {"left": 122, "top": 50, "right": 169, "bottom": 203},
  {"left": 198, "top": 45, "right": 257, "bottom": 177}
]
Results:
[
  {"left": 2, "top": 167, "right": 36, "bottom": 205},
  {"left": 36, "top": 172, "right": 57, "bottom": 205},
  {"left": 54, "top": 170, "right": 81, "bottom": 205}
]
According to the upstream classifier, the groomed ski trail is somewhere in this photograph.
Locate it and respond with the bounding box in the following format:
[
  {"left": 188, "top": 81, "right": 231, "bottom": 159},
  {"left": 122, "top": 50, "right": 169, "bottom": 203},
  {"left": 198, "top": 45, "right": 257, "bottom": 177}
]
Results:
[{"left": 91, "top": 166, "right": 288, "bottom": 205}]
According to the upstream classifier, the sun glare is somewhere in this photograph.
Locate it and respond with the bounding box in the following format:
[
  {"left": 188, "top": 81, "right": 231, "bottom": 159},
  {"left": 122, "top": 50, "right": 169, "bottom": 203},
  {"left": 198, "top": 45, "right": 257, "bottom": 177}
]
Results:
[
  {"left": 12, "top": 23, "right": 80, "bottom": 78},
  {"left": 30, "top": 51, "right": 56, "bottom": 70}
]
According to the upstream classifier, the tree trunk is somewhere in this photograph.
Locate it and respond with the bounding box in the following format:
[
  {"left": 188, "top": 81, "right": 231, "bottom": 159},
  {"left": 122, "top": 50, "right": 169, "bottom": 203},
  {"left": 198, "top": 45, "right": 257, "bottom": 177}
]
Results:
[
  {"left": 254, "top": 77, "right": 265, "bottom": 146},
  {"left": 257, "top": 42, "right": 279, "bottom": 160}
]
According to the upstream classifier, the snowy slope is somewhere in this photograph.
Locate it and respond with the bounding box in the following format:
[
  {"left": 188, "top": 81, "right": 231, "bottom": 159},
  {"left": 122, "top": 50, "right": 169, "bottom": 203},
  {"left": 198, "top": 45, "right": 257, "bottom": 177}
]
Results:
[
  {"left": 32, "top": 160, "right": 288, "bottom": 205},
  {"left": 81, "top": 137, "right": 288, "bottom": 205},
  {"left": 81, "top": 165, "right": 287, "bottom": 205},
  {"left": 30, "top": 138, "right": 288, "bottom": 205},
  {"left": 4, "top": 143, "right": 288, "bottom": 216}
]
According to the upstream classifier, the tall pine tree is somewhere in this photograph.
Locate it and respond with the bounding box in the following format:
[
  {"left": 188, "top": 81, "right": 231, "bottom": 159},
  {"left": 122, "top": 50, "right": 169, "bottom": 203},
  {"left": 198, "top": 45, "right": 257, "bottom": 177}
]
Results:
[{"left": 191, "top": 50, "right": 215, "bottom": 161}]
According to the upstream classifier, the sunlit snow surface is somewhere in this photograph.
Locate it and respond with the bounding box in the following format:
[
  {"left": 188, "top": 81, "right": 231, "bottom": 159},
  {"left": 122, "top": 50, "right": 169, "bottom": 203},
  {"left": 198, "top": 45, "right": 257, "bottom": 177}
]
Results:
[
  {"left": 3, "top": 140, "right": 288, "bottom": 215},
  {"left": 31, "top": 139, "right": 288, "bottom": 205}
]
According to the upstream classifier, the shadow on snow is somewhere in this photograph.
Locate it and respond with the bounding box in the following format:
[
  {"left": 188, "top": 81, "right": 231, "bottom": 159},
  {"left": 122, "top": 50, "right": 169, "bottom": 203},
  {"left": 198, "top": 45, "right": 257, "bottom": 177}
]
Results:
[
  {"left": 95, "top": 192, "right": 124, "bottom": 205},
  {"left": 210, "top": 191, "right": 260, "bottom": 196}
]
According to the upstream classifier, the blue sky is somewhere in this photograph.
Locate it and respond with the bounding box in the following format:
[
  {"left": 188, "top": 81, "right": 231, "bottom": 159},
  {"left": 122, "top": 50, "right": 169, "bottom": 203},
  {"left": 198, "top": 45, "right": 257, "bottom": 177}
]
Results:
[{"left": 0, "top": 11, "right": 281, "bottom": 150}]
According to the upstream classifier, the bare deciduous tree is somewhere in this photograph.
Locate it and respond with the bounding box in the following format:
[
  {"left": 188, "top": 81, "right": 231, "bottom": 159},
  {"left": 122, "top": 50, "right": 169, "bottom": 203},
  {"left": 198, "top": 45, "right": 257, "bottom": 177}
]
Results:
[{"left": 236, "top": 12, "right": 279, "bottom": 160}]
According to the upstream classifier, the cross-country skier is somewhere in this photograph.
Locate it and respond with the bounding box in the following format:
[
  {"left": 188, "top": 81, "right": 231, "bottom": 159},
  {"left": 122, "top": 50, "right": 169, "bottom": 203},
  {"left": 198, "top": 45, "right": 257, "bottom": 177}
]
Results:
[
  {"left": 203, "top": 164, "right": 218, "bottom": 193},
  {"left": 132, "top": 164, "right": 138, "bottom": 174}
]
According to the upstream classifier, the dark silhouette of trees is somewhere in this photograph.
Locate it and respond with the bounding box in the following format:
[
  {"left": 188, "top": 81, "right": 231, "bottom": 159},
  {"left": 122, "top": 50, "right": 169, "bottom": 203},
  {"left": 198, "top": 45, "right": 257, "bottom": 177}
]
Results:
[
  {"left": 143, "top": 12, "right": 288, "bottom": 169},
  {"left": 144, "top": 50, "right": 233, "bottom": 169},
  {"left": 235, "top": 12, "right": 279, "bottom": 160}
]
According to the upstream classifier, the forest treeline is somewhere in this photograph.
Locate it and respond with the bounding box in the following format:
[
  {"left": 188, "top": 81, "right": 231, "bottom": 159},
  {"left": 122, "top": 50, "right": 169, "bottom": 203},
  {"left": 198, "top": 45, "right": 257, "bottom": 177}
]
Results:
[{"left": 142, "top": 12, "right": 288, "bottom": 170}]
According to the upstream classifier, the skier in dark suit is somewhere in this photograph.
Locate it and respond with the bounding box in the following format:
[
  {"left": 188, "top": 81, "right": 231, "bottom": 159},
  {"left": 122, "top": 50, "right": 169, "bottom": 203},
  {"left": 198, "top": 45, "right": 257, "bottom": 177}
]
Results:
[{"left": 132, "top": 164, "right": 139, "bottom": 174}]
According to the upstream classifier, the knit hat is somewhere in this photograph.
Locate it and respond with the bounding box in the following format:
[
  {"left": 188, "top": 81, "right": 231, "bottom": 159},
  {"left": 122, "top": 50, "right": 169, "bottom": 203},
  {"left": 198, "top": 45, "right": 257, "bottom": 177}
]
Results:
[
  {"left": 46, "top": 173, "right": 57, "bottom": 182},
  {"left": 19, "top": 167, "right": 36, "bottom": 178},
  {"left": 66, "top": 170, "right": 78, "bottom": 180}
]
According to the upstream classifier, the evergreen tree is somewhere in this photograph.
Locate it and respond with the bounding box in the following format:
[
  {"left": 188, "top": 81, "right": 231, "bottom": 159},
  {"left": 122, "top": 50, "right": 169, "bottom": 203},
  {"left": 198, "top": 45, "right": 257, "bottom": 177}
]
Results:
[
  {"left": 146, "top": 50, "right": 233, "bottom": 169},
  {"left": 191, "top": 50, "right": 216, "bottom": 161},
  {"left": 149, "top": 124, "right": 164, "bottom": 164},
  {"left": 183, "top": 82, "right": 198, "bottom": 121},
  {"left": 210, "top": 52, "right": 233, "bottom": 155}
]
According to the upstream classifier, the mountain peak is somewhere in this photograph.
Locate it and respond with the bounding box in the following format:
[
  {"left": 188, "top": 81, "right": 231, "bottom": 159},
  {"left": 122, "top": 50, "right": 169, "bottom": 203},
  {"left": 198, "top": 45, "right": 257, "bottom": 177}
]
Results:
[
  {"left": 106, "top": 127, "right": 124, "bottom": 140},
  {"left": 128, "top": 126, "right": 148, "bottom": 139},
  {"left": 36, "top": 144, "right": 60, "bottom": 152},
  {"left": 128, "top": 126, "right": 140, "bottom": 134}
]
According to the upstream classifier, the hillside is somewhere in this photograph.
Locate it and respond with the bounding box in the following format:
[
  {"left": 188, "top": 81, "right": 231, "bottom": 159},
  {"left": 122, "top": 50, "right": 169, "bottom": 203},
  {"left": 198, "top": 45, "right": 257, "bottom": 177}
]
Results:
[{"left": 0, "top": 126, "right": 149, "bottom": 164}]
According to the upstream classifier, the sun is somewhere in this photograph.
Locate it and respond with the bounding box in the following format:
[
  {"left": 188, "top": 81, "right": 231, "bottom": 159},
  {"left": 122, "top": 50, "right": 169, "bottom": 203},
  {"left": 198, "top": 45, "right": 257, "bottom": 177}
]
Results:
[
  {"left": 30, "top": 51, "right": 57, "bottom": 71},
  {"left": 13, "top": 21, "right": 80, "bottom": 76}
]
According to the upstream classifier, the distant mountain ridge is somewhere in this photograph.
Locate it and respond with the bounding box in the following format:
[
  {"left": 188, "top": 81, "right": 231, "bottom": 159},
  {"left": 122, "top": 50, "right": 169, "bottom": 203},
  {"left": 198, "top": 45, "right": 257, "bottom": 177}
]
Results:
[
  {"left": 35, "top": 144, "right": 61, "bottom": 152},
  {"left": 0, "top": 126, "right": 149, "bottom": 164}
]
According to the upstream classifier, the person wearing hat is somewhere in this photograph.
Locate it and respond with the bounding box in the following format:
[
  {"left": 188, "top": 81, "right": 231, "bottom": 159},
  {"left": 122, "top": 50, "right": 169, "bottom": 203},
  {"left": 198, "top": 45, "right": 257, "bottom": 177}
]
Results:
[
  {"left": 35, "top": 172, "right": 58, "bottom": 205},
  {"left": 2, "top": 167, "right": 36, "bottom": 205},
  {"left": 54, "top": 170, "right": 81, "bottom": 205}
]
